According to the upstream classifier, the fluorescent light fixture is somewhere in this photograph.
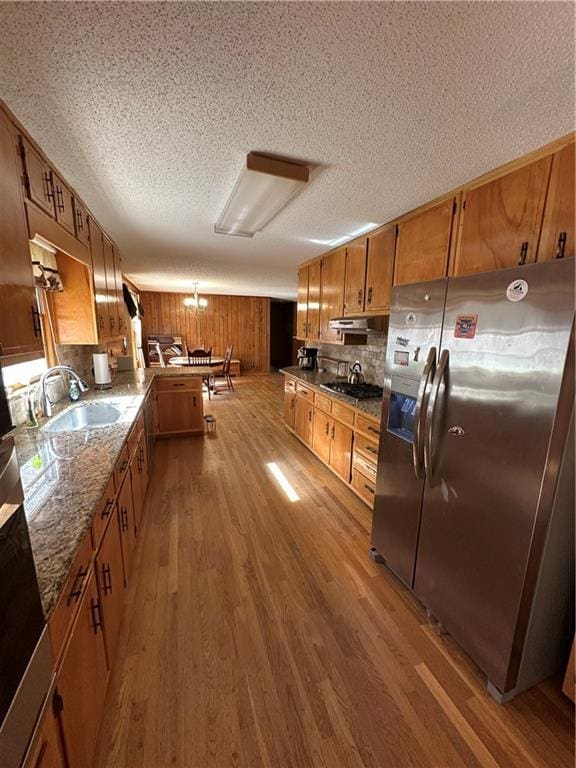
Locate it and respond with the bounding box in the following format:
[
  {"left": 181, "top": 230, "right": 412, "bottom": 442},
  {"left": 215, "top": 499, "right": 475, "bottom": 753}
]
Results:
[
  {"left": 215, "top": 153, "right": 309, "bottom": 238},
  {"left": 266, "top": 462, "right": 300, "bottom": 502},
  {"left": 308, "top": 222, "right": 380, "bottom": 248}
]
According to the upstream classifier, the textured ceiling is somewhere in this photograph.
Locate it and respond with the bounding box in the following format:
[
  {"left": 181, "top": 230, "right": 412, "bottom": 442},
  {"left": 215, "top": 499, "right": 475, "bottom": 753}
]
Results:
[{"left": 0, "top": 2, "right": 574, "bottom": 299}]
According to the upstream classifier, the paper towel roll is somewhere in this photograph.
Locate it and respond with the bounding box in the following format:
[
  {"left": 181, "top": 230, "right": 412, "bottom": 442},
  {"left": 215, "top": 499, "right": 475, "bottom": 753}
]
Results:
[{"left": 93, "top": 353, "right": 112, "bottom": 388}]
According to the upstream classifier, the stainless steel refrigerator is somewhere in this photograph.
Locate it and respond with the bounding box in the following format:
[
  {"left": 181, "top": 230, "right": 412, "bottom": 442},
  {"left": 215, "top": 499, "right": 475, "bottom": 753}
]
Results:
[{"left": 372, "top": 258, "right": 575, "bottom": 701}]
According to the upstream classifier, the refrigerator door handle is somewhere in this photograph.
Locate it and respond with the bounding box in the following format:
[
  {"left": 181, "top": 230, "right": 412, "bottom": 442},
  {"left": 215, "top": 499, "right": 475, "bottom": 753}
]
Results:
[
  {"left": 412, "top": 346, "right": 437, "bottom": 479},
  {"left": 423, "top": 349, "right": 449, "bottom": 485}
]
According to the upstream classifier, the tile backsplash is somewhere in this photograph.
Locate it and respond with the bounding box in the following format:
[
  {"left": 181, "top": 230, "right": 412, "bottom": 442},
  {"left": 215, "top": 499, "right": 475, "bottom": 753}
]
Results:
[{"left": 308, "top": 332, "right": 388, "bottom": 385}]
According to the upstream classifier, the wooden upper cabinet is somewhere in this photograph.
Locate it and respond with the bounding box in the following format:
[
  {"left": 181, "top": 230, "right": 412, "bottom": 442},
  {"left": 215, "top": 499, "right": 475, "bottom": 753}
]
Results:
[
  {"left": 537, "top": 141, "right": 575, "bottom": 262},
  {"left": 21, "top": 138, "right": 55, "bottom": 217},
  {"left": 453, "top": 156, "right": 552, "bottom": 276},
  {"left": 102, "top": 235, "right": 118, "bottom": 336},
  {"left": 73, "top": 198, "right": 90, "bottom": 246},
  {"left": 113, "top": 247, "right": 126, "bottom": 335},
  {"left": 394, "top": 198, "right": 455, "bottom": 286},
  {"left": 0, "top": 113, "right": 43, "bottom": 359},
  {"left": 51, "top": 172, "right": 75, "bottom": 235},
  {"left": 88, "top": 218, "right": 110, "bottom": 339},
  {"left": 365, "top": 226, "right": 396, "bottom": 312},
  {"left": 343, "top": 240, "right": 367, "bottom": 316},
  {"left": 307, "top": 259, "right": 321, "bottom": 340},
  {"left": 296, "top": 266, "right": 309, "bottom": 339},
  {"left": 320, "top": 247, "right": 346, "bottom": 341}
]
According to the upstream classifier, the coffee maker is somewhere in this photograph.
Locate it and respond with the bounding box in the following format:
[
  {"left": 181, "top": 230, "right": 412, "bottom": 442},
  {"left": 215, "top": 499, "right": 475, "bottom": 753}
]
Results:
[{"left": 297, "top": 346, "right": 318, "bottom": 371}]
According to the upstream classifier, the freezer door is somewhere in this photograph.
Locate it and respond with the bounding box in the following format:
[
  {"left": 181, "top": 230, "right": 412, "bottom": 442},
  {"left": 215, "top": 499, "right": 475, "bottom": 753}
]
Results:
[
  {"left": 413, "top": 259, "right": 575, "bottom": 691},
  {"left": 372, "top": 278, "right": 447, "bottom": 586}
]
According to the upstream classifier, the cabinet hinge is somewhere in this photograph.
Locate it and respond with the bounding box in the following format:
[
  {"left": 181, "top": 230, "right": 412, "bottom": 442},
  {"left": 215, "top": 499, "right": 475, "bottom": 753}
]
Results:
[{"left": 53, "top": 691, "right": 64, "bottom": 713}]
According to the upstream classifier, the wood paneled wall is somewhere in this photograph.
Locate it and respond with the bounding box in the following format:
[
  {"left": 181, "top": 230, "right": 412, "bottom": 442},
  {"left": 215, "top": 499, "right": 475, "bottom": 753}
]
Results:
[{"left": 140, "top": 291, "right": 270, "bottom": 372}]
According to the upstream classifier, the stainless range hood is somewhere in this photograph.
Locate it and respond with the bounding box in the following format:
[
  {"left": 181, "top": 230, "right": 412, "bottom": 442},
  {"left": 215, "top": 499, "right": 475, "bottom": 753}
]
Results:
[{"left": 329, "top": 316, "right": 386, "bottom": 333}]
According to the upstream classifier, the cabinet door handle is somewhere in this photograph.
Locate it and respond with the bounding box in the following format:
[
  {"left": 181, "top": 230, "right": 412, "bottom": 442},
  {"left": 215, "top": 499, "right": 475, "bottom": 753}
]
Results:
[
  {"left": 556, "top": 231, "right": 567, "bottom": 260},
  {"left": 518, "top": 241, "right": 528, "bottom": 266},
  {"left": 368, "top": 426, "right": 380, "bottom": 436},
  {"left": 55, "top": 186, "right": 65, "bottom": 212},
  {"left": 67, "top": 566, "right": 88, "bottom": 604},
  {"left": 357, "top": 289, "right": 363, "bottom": 306},
  {"left": 31, "top": 304, "right": 42, "bottom": 336},
  {"left": 367, "top": 287, "right": 373, "bottom": 304},
  {"left": 76, "top": 208, "right": 83, "bottom": 231},
  {"left": 172, "top": 383, "right": 185, "bottom": 387},
  {"left": 120, "top": 506, "right": 129, "bottom": 531},
  {"left": 90, "top": 597, "right": 104, "bottom": 634},
  {"left": 325, "top": 421, "right": 329, "bottom": 435},
  {"left": 364, "top": 483, "right": 375, "bottom": 495},
  {"left": 102, "top": 563, "right": 112, "bottom": 595},
  {"left": 42, "top": 171, "right": 54, "bottom": 202},
  {"left": 308, "top": 409, "right": 312, "bottom": 422},
  {"left": 110, "top": 316, "right": 115, "bottom": 331},
  {"left": 331, "top": 425, "right": 335, "bottom": 439},
  {"left": 366, "top": 445, "right": 378, "bottom": 454},
  {"left": 101, "top": 498, "right": 114, "bottom": 519},
  {"left": 193, "top": 395, "right": 197, "bottom": 407}
]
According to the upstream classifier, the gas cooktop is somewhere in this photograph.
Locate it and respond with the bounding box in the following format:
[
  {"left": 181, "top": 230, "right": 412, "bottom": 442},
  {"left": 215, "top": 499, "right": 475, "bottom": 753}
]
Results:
[{"left": 320, "top": 381, "right": 383, "bottom": 400}]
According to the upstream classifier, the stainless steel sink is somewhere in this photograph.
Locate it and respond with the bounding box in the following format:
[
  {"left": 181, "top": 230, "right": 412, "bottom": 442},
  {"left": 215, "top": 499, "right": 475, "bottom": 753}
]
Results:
[{"left": 44, "top": 403, "right": 121, "bottom": 433}]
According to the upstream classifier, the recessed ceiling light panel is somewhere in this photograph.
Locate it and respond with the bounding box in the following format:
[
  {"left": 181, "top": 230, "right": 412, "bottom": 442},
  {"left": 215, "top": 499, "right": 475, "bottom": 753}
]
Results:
[{"left": 214, "top": 153, "right": 309, "bottom": 238}]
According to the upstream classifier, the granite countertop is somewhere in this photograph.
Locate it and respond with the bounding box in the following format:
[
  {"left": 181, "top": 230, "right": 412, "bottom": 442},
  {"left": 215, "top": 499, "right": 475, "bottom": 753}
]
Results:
[
  {"left": 14, "top": 367, "right": 203, "bottom": 618},
  {"left": 280, "top": 366, "right": 383, "bottom": 420}
]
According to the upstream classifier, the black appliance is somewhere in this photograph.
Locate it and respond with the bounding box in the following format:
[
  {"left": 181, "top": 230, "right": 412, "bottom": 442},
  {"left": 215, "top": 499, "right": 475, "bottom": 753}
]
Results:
[
  {"left": 297, "top": 346, "right": 318, "bottom": 371},
  {"left": 321, "top": 381, "right": 383, "bottom": 400},
  {"left": 0, "top": 437, "right": 53, "bottom": 768},
  {"left": 0, "top": 363, "right": 13, "bottom": 439}
]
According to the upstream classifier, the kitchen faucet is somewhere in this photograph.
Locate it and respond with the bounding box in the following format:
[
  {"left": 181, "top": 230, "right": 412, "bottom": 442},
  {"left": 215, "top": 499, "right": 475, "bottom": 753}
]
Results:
[{"left": 39, "top": 366, "right": 90, "bottom": 418}]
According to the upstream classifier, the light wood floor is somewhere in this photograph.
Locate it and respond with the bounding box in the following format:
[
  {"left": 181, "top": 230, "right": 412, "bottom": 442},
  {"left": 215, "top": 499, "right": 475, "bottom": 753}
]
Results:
[{"left": 95, "top": 374, "right": 574, "bottom": 768}]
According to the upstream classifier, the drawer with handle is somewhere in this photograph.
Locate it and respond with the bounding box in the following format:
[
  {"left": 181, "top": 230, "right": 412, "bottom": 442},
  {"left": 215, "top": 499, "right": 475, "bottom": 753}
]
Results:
[
  {"left": 91, "top": 474, "right": 116, "bottom": 549},
  {"left": 128, "top": 411, "right": 145, "bottom": 459},
  {"left": 355, "top": 413, "right": 382, "bottom": 439},
  {"left": 48, "top": 529, "right": 94, "bottom": 661},
  {"left": 296, "top": 382, "right": 314, "bottom": 398},
  {"left": 351, "top": 468, "right": 376, "bottom": 508},
  {"left": 284, "top": 377, "right": 297, "bottom": 393},
  {"left": 155, "top": 376, "right": 201, "bottom": 392},
  {"left": 354, "top": 433, "right": 379, "bottom": 463},
  {"left": 352, "top": 452, "right": 378, "bottom": 482}
]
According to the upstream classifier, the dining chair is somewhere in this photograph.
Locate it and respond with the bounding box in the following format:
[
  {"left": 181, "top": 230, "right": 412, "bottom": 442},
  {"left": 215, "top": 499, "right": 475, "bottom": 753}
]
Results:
[
  {"left": 187, "top": 346, "right": 213, "bottom": 398},
  {"left": 212, "top": 344, "right": 234, "bottom": 394}
]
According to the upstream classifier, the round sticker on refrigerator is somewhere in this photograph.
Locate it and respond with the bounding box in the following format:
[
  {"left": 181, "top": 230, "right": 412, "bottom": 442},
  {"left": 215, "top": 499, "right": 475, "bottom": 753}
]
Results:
[
  {"left": 405, "top": 312, "right": 416, "bottom": 326},
  {"left": 506, "top": 279, "right": 529, "bottom": 302}
]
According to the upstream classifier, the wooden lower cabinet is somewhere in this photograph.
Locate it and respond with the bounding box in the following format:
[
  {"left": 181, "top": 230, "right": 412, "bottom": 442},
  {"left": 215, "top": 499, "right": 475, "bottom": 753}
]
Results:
[
  {"left": 96, "top": 513, "right": 126, "bottom": 668},
  {"left": 294, "top": 394, "right": 314, "bottom": 446},
  {"left": 312, "top": 409, "right": 332, "bottom": 463},
  {"left": 129, "top": 452, "right": 143, "bottom": 535},
  {"left": 312, "top": 409, "right": 353, "bottom": 482},
  {"left": 56, "top": 571, "right": 108, "bottom": 768},
  {"left": 117, "top": 472, "right": 137, "bottom": 582},
  {"left": 23, "top": 700, "right": 66, "bottom": 768},
  {"left": 284, "top": 388, "right": 296, "bottom": 430},
  {"left": 330, "top": 420, "right": 353, "bottom": 481},
  {"left": 155, "top": 378, "right": 204, "bottom": 435}
]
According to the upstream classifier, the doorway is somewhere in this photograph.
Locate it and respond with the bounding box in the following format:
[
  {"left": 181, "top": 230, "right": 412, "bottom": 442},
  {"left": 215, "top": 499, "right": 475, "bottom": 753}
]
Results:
[{"left": 269, "top": 300, "right": 296, "bottom": 370}]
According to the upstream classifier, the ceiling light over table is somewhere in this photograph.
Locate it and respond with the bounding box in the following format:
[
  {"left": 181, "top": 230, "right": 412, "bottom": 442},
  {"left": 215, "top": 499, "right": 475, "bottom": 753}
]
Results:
[
  {"left": 214, "top": 153, "right": 309, "bottom": 238},
  {"left": 183, "top": 283, "right": 208, "bottom": 312}
]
